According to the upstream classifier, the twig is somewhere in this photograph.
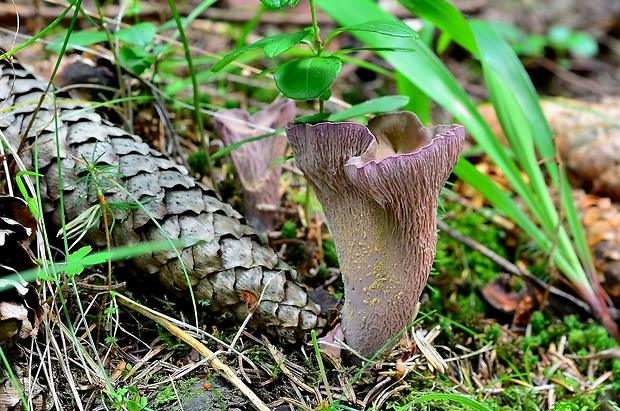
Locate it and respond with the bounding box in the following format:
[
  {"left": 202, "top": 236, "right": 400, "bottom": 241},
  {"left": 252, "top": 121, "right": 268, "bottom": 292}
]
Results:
[
  {"left": 436, "top": 219, "right": 593, "bottom": 315},
  {"left": 261, "top": 336, "right": 315, "bottom": 394},
  {"left": 538, "top": 57, "right": 620, "bottom": 95},
  {"left": 116, "top": 294, "right": 271, "bottom": 411},
  {"left": 437, "top": 219, "right": 521, "bottom": 278}
]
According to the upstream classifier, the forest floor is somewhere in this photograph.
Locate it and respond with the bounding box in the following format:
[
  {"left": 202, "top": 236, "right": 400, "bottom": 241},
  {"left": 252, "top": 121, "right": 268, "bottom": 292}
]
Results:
[{"left": 1, "top": 1, "right": 620, "bottom": 410}]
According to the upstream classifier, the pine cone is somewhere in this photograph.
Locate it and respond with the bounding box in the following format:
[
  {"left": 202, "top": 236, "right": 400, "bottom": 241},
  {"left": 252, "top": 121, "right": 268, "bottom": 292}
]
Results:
[{"left": 0, "top": 59, "right": 323, "bottom": 341}]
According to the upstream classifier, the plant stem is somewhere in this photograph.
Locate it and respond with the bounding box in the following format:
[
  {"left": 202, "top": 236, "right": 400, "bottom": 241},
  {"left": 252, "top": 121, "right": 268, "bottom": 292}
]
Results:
[
  {"left": 167, "top": 0, "right": 220, "bottom": 198},
  {"left": 309, "top": 0, "right": 323, "bottom": 54},
  {"left": 308, "top": 0, "right": 324, "bottom": 229}
]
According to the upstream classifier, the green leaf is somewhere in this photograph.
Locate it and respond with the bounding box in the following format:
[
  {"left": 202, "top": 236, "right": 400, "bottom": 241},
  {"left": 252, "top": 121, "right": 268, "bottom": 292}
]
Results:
[
  {"left": 395, "top": 71, "right": 430, "bottom": 125},
  {"left": 334, "top": 46, "right": 414, "bottom": 56},
  {"left": 565, "top": 32, "right": 598, "bottom": 57},
  {"left": 114, "top": 22, "right": 156, "bottom": 47},
  {"left": 397, "top": 0, "right": 477, "bottom": 53},
  {"left": 329, "top": 95, "right": 409, "bottom": 122},
  {"left": 118, "top": 46, "right": 155, "bottom": 75},
  {"left": 338, "top": 19, "right": 419, "bottom": 38},
  {"left": 211, "top": 131, "right": 280, "bottom": 161},
  {"left": 67, "top": 246, "right": 93, "bottom": 262},
  {"left": 260, "top": 0, "right": 294, "bottom": 9},
  {"left": 212, "top": 31, "right": 307, "bottom": 72},
  {"left": 547, "top": 25, "right": 572, "bottom": 46},
  {"left": 295, "top": 113, "right": 332, "bottom": 123},
  {"left": 47, "top": 30, "right": 108, "bottom": 52},
  {"left": 411, "top": 392, "right": 494, "bottom": 411},
  {"left": 319, "top": 88, "right": 332, "bottom": 101},
  {"left": 274, "top": 56, "right": 342, "bottom": 100},
  {"left": 126, "top": 400, "right": 142, "bottom": 411},
  {"left": 263, "top": 30, "right": 309, "bottom": 58}
]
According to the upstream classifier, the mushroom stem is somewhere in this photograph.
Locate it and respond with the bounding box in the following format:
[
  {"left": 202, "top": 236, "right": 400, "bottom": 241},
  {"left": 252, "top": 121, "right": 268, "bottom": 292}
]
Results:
[{"left": 287, "top": 112, "right": 465, "bottom": 357}]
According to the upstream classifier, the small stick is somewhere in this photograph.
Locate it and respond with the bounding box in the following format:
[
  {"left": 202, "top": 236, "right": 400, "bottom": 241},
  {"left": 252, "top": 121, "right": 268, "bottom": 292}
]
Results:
[
  {"left": 436, "top": 219, "right": 593, "bottom": 315},
  {"left": 437, "top": 219, "right": 521, "bottom": 277},
  {"left": 261, "top": 336, "right": 315, "bottom": 394}
]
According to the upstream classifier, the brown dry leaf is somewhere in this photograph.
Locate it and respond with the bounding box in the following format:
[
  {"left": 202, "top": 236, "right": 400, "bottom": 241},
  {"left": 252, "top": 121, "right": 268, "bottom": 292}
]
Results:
[
  {"left": 241, "top": 290, "right": 259, "bottom": 312},
  {"left": 479, "top": 97, "right": 620, "bottom": 201},
  {"left": 0, "top": 197, "right": 42, "bottom": 342},
  {"left": 480, "top": 276, "right": 521, "bottom": 314},
  {"left": 512, "top": 288, "right": 544, "bottom": 327},
  {"left": 573, "top": 190, "right": 620, "bottom": 300}
]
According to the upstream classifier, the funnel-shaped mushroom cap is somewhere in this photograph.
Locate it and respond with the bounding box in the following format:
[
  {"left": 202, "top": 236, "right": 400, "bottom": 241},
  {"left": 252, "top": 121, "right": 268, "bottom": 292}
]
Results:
[
  {"left": 287, "top": 112, "right": 464, "bottom": 357},
  {"left": 215, "top": 100, "right": 296, "bottom": 232}
]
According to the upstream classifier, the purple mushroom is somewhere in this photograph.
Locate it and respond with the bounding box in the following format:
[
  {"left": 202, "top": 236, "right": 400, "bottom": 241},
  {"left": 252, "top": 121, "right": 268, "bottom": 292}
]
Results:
[
  {"left": 287, "top": 111, "right": 465, "bottom": 358},
  {"left": 215, "top": 99, "right": 296, "bottom": 232}
]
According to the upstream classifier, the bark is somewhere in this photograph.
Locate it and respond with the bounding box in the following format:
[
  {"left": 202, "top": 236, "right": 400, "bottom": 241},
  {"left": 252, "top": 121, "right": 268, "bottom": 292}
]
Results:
[{"left": 0, "top": 60, "right": 322, "bottom": 341}]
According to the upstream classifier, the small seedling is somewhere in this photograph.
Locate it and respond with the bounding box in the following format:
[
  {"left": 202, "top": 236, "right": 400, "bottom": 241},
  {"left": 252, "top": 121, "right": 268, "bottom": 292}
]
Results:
[{"left": 212, "top": 0, "right": 418, "bottom": 117}]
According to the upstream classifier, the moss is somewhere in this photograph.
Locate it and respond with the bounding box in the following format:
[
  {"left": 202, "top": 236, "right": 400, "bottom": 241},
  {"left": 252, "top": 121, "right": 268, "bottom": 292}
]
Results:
[
  {"left": 529, "top": 310, "right": 548, "bottom": 334},
  {"left": 281, "top": 220, "right": 298, "bottom": 239},
  {"left": 560, "top": 315, "right": 617, "bottom": 352},
  {"left": 431, "top": 202, "right": 511, "bottom": 327},
  {"left": 435, "top": 203, "right": 509, "bottom": 284},
  {"left": 153, "top": 378, "right": 200, "bottom": 407},
  {"left": 323, "top": 238, "right": 339, "bottom": 268},
  {"left": 187, "top": 149, "right": 208, "bottom": 176}
]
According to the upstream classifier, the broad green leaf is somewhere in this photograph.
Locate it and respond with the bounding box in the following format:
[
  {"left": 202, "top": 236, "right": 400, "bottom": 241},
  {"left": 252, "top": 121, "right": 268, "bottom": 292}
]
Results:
[
  {"left": 316, "top": 0, "right": 587, "bottom": 287},
  {"left": 397, "top": 0, "right": 477, "bottom": 53},
  {"left": 565, "top": 32, "right": 598, "bottom": 57},
  {"left": 114, "top": 22, "right": 156, "bottom": 47},
  {"left": 295, "top": 112, "right": 332, "bottom": 124},
  {"left": 274, "top": 56, "right": 342, "bottom": 100},
  {"left": 260, "top": 0, "right": 294, "bottom": 9},
  {"left": 118, "top": 46, "right": 155, "bottom": 75},
  {"left": 47, "top": 30, "right": 108, "bottom": 52},
  {"left": 319, "top": 88, "right": 332, "bottom": 101},
  {"left": 471, "top": 20, "right": 596, "bottom": 288},
  {"left": 336, "top": 19, "right": 419, "bottom": 38},
  {"left": 263, "top": 30, "right": 309, "bottom": 58},
  {"left": 67, "top": 246, "right": 93, "bottom": 262},
  {"left": 329, "top": 95, "right": 409, "bottom": 122},
  {"left": 212, "top": 31, "right": 307, "bottom": 71}
]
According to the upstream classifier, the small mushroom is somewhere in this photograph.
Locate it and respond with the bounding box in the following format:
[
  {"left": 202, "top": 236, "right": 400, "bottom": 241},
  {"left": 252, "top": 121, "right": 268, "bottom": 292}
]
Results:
[
  {"left": 287, "top": 112, "right": 464, "bottom": 358},
  {"left": 215, "top": 99, "right": 296, "bottom": 232}
]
